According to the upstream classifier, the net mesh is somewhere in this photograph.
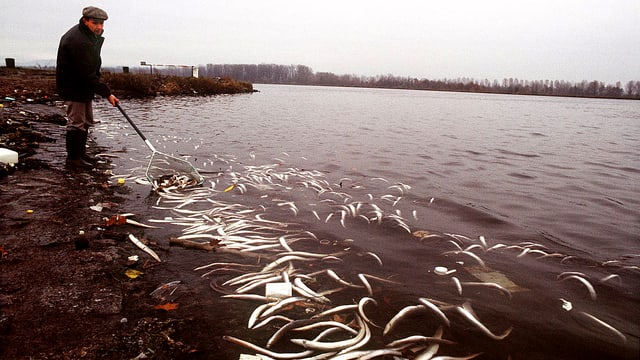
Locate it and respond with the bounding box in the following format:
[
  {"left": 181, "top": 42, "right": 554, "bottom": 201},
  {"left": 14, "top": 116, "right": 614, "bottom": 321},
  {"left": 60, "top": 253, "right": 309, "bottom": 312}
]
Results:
[{"left": 145, "top": 152, "right": 204, "bottom": 190}]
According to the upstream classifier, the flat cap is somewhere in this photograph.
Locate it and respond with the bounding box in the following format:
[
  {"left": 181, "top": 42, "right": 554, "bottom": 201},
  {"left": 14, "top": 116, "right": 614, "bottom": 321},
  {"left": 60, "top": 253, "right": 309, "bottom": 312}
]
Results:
[{"left": 82, "top": 6, "right": 108, "bottom": 20}]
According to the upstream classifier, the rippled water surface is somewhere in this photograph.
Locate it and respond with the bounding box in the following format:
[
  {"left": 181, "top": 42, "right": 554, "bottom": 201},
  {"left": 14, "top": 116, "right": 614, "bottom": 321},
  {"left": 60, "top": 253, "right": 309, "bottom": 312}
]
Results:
[{"left": 94, "top": 85, "right": 639, "bottom": 359}]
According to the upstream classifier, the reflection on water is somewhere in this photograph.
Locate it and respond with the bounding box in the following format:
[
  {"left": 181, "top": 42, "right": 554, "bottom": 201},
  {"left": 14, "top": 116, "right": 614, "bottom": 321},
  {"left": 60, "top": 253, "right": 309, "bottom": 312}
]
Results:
[{"left": 93, "top": 86, "right": 639, "bottom": 359}]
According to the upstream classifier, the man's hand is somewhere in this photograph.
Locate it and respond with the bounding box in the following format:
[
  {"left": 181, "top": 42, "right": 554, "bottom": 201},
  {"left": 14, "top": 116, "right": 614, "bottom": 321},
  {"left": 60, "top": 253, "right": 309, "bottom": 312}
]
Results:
[{"left": 108, "top": 94, "right": 120, "bottom": 106}]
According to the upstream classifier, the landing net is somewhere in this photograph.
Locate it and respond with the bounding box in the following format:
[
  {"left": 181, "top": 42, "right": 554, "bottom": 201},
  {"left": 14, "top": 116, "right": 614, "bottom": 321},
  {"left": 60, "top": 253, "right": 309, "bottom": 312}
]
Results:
[{"left": 145, "top": 152, "right": 204, "bottom": 191}]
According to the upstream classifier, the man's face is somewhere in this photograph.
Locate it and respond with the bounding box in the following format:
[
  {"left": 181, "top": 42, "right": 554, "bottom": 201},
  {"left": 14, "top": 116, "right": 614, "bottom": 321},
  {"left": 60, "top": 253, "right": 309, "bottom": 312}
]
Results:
[{"left": 82, "top": 18, "right": 104, "bottom": 36}]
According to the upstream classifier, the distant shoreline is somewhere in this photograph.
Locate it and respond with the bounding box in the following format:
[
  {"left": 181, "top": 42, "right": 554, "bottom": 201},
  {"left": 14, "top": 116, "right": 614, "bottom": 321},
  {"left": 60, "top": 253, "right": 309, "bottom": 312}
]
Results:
[
  {"left": 2, "top": 65, "right": 638, "bottom": 101},
  {"left": 145, "top": 63, "right": 640, "bottom": 101}
]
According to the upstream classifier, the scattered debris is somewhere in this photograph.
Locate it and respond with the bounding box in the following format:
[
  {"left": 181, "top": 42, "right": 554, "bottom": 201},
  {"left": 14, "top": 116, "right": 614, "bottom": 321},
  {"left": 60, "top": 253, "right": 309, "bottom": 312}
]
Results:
[
  {"left": 466, "top": 265, "right": 528, "bottom": 292},
  {"left": 125, "top": 269, "right": 144, "bottom": 279},
  {"left": 128, "top": 234, "right": 161, "bottom": 262},
  {"left": 154, "top": 302, "right": 179, "bottom": 311},
  {"left": 169, "top": 237, "right": 222, "bottom": 251}
]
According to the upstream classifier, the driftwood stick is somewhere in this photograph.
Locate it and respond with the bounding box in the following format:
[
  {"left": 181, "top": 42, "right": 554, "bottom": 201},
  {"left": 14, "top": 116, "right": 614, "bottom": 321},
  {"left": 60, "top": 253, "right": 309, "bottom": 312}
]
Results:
[{"left": 169, "top": 237, "right": 216, "bottom": 251}]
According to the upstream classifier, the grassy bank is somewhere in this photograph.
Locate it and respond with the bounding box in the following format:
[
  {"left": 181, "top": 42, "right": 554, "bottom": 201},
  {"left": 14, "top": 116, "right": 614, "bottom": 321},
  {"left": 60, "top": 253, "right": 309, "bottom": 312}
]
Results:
[
  {"left": 0, "top": 67, "right": 254, "bottom": 102},
  {"left": 103, "top": 73, "right": 254, "bottom": 97}
]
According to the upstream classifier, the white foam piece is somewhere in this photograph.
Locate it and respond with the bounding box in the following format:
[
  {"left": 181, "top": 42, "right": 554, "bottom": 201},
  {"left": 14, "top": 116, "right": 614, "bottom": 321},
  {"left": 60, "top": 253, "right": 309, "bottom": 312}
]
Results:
[
  {"left": 265, "top": 282, "right": 292, "bottom": 298},
  {"left": 0, "top": 148, "right": 18, "bottom": 165}
]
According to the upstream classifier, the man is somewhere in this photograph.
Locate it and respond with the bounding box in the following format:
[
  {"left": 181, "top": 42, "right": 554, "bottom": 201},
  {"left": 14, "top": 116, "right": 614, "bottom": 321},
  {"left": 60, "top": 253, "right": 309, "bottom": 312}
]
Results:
[{"left": 56, "top": 6, "right": 119, "bottom": 168}]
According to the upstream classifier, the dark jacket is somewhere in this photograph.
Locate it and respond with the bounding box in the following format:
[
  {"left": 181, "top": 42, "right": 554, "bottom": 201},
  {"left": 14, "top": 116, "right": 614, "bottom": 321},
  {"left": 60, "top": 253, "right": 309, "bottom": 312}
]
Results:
[{"left": 56, "top": 19, "right": 111, "bottom": 102}]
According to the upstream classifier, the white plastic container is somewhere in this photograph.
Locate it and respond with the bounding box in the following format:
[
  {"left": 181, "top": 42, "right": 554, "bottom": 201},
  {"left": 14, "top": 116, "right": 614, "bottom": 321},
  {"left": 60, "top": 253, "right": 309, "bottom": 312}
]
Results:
[{"left": 0, "top": 148, "right": 18, "bottom": 165}]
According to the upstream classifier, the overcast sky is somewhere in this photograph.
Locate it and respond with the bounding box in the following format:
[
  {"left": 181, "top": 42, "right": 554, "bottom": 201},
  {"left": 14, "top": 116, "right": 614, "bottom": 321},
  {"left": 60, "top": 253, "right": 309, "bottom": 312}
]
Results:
[{"left": 2, "top": 0, "right": 638, "bottom": 84}]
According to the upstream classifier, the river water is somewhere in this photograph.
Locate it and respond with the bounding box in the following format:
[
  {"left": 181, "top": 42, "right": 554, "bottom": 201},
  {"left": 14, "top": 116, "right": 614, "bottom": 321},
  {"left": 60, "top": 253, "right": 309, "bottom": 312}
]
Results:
[{"left": 93, "top": 85, "right": 639, "bottom": 359}]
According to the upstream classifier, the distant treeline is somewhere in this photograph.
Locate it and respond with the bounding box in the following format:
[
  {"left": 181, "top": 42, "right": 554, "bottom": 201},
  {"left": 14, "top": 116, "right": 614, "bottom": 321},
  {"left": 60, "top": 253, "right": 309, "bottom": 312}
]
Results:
[{"left": 117, "top": 63, "right": 640, "bottom": 99}]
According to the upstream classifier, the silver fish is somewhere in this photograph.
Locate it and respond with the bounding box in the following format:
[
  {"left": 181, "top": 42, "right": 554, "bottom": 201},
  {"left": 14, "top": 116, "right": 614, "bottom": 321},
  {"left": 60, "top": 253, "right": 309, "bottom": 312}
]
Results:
[{"left": 456, "top": 302, "right": 512, "bottom": 340}]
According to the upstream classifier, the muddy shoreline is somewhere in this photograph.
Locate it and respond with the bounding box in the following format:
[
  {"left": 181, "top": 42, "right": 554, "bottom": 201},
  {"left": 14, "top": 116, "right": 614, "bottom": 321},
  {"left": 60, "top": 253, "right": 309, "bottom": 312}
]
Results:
[{"left": 1, "top": 72, "right": 212, "bottom": 359}]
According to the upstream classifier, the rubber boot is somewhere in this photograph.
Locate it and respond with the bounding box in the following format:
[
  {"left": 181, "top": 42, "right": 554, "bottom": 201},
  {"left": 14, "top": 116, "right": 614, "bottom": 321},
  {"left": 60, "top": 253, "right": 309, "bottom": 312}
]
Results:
[
  {"left": 66, "top": 130, "right": 92, "bottom": 168},
  {"left": 78, "top": 130, "right": 97, "bottom": 163}
]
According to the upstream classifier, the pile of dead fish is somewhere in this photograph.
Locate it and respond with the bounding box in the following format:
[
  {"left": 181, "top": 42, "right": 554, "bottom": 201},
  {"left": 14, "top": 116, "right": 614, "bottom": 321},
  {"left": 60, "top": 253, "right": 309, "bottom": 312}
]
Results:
[
  {"left": 133, "top": 157, "right": 634, "bottom": 359},
  {"left": 152, "top": 173, "right": 200, "bottom": 191}
]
